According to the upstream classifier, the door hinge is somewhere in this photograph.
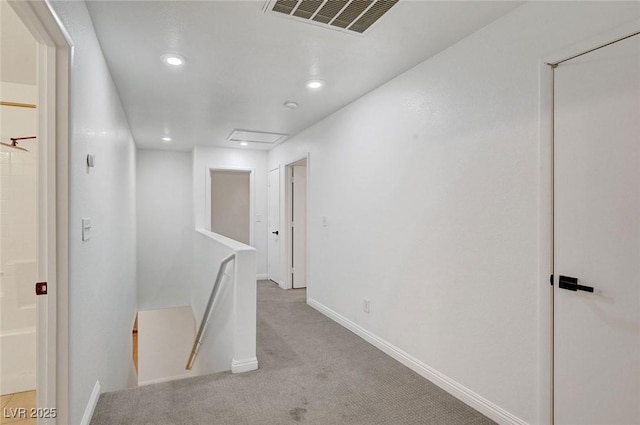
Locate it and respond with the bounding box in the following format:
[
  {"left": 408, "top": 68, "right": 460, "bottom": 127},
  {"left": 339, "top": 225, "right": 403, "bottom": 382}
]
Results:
[
  {"left": 550, "top": 274, "right": 553, "bottom": 286},
  {"left": 36, "top": 281, "right": 48, "bottom": 295}
]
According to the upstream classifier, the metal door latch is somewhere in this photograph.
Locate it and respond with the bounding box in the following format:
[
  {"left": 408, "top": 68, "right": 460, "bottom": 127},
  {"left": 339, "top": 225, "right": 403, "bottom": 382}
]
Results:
[
  {"left": 558, "top": 275, "right": 594, "bottom": 293},
  {"left": 36, "top": 282, "right": 48, "bottom": 295}
]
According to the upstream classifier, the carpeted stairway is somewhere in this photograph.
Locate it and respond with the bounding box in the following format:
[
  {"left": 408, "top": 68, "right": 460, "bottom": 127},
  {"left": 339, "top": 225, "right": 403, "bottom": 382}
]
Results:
[{"left": 90, "top": 281, "right": 495, "bottom": 425}]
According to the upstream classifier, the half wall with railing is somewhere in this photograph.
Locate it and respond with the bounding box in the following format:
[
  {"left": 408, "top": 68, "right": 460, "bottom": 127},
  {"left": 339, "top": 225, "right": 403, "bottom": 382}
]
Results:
[
  {"left": 136, "top": 228, "right": 257, "bottom": 385},
  {"left": 190, "top": 228, "right": 258, "bottom": 375}
]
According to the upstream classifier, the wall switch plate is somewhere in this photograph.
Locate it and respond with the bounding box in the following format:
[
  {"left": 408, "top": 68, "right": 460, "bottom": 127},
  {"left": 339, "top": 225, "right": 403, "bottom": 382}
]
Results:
[
  {"left": 82, "top": 218, "right": 92, "bottom": 241},
  {"left": 322, "top": 216, "right": 328, "bottom": 227},
  {"left": 363, "top": 299, "right": 370, "bottom": 314}
]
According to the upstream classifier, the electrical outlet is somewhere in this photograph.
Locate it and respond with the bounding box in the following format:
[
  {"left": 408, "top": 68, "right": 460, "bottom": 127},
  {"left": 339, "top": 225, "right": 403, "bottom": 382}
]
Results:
[{"left": 363, "top": 299, "right": 370, "bottom": 314}]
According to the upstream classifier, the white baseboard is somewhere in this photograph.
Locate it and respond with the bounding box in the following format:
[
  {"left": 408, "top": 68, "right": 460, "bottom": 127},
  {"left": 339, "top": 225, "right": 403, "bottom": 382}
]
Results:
[
  {"left": 256, "top": 274, "right": 268, "bottom": 280},
  {"left": 231, "top": 357, "right": 258, "bottom": 373},
  {"left": 138, "top": 373, "right": 193, "bottom": 386},
  {"left": 307, "top": 298, "right": 528, "bottom": 425},
  {"left": 79, "top": 380, "right": 100, "bottom": 425},
  {"left": 0, "top": 373, "right": 35, "bottom": 395}
]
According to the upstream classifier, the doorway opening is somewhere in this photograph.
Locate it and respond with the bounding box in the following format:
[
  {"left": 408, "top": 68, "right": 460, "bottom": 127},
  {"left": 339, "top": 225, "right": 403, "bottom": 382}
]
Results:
[
  {"left": 0, "top": 0, "right": 39, "bottom": 408},
  {"left": 2, "top": 0, "right": 72, "bottom": 422},
  {"left": 285, "top": 158, "right": 307, "bottom": 289},
  {"left": 206, "top": 168, "right": 254, "bottom": 246}
]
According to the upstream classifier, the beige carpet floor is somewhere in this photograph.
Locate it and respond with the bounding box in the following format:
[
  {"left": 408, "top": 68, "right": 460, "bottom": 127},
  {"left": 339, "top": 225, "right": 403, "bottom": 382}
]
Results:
[{"left": 90, "top": 280, "right": 495, "bottom": 425}]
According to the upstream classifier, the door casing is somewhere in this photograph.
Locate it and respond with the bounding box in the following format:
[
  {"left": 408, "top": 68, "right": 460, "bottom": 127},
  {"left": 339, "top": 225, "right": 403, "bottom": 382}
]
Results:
[
  {"left": 267, "top": 167, "right": 281, "bottom": 284},
  {"left": 290, "top": 162, "right": 307, "bottom": 289},
  {"left": 204, "top": 166, "right": 255, "bottom": 247},
  {"left": 283, "top": 155, "right": 310, "bottom": 290},
  {"left": 8, "top": 1, "right": 71, "bottom": 423},
  {"left": 538, "top": 19, "right": 640, "bottom": 425}
]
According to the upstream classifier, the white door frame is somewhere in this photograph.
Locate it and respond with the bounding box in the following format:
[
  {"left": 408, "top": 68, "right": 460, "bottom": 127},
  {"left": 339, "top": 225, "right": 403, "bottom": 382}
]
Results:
[
  {"left": 283, "top": 155, "right": 309, "bottom": 290},
  {"left": 267, "top": 166, "right": 281, "bottom": 284},
  {"left": 204, "top": 166, "right": 255, "bottom": 247},
  {"left": 538, "top": 20, "right": 640, "bottom": 425},
  {"left": 8, "top": 1, "right": 70, "bottom": 423}
]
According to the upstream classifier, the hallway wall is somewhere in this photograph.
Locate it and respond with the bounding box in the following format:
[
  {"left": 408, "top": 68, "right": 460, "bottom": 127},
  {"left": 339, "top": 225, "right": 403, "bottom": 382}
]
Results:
[
  {"left": 137, "top": 150, "right": 193, "bottom": 310},
  {"left": 47, "top": 2, "right": 138, "bottom": 424},
  {"left": 268, "top": 2, "right": 640, "bottom": 424},
  {"left": 192, "top": 146, "right": 268, "bottom": 278}
]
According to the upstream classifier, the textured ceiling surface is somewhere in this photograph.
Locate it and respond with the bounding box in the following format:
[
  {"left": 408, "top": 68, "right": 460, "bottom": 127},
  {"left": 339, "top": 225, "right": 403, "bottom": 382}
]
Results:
[{"left": 86, "top": 1, "right": 522, "bottom": 151}]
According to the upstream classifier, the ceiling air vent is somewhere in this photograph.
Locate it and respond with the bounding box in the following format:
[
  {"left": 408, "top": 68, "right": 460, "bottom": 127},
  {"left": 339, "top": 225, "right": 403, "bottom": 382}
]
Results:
[
  {"left": 266, "top": 0, "right": 399, "bottom": 35},
  {"left": 227, "top": 129, "right": 288, "bottom": 145}
]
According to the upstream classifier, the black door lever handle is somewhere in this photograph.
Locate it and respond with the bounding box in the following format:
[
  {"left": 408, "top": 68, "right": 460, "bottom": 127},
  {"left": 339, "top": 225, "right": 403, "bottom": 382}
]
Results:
[
  {"left": 272, "top": 231, "right": 279, "bottom": 235},
  {"left": 558, "top": 275, "right": 594, "bottom": 293}
]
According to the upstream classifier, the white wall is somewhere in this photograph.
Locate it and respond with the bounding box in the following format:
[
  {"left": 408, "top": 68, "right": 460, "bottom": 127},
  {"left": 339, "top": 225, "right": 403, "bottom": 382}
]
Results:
[
  {"left": 268, "top": 3, "right": 640, "bottom": 424},
  {"left": 137, "top": 150, "right": 193, "bottom": 310},
  {"left": 1, "top": 83, "right": 38, "bottom": 332},
  {"left": 137, "top": 306, "right": 194, "bottom": 385},
  {"left": 47, "top": 2, "right": 138, "bottom": 424},
  {"left": 192, "top": 229, "right": 257, "bottom": 375},
  {"left": 210, "top": 170, "right": 250, "bottom": 245},
  {"left": 193, "top": 146, "right": 268, "bottom": 278},
  {"left": 0, "top": 82, "right": 38, "bottom": 394}
]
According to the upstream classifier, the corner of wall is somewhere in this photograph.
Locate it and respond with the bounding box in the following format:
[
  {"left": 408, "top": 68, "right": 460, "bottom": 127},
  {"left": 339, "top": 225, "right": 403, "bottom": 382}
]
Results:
[{"left": 79, "top": 380, "right": 101, "bottom": 425}]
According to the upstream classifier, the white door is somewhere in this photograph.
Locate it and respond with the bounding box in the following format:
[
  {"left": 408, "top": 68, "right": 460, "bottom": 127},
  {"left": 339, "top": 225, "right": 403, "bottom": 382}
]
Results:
[
  {"left": 554, "top": 34, "right": 640, "bottom": 425},
  {"left": 291, "top": 164, "right": 307, "bottom": 289},
  {"left": 291, "top": 162, "right": 307, "bottom": 288},
  {"left": 268, "top": 168, "right": 281, "bottom": 284}
]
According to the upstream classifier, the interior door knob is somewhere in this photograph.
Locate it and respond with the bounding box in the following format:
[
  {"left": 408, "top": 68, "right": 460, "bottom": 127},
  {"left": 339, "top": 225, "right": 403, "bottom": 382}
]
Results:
[{"left": 272, "top": 231, "right": 279, "bottom": 235}]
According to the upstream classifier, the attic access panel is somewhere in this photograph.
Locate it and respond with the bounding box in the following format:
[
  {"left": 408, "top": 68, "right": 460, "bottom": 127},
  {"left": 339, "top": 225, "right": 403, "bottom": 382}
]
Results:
[{"left": 267, "top": 0, "right": 399, "bottom": 35}]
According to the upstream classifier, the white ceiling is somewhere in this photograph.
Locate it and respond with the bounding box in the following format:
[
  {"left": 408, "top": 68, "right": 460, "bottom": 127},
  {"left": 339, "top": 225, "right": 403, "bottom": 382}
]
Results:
[{"left": 86, "top": 1, "right": 522, "bottom": 152}]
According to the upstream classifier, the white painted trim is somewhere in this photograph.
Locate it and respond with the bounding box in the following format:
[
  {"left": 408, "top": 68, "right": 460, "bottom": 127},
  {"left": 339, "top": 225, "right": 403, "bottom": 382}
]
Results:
[
  {"left": 205, "top": 166, "right": 256, "bottom": 247},
  {"left": 267, "top": 166, "right": 281, "bottom": 284},
  {"left": 283, "top": 155, "right": 310, "bottom": 290},
  {"left": 8, "top": 2, "right": 71, "bottom": 424},
  {"left": 257, "top": 273, "right": 268, "bottom": 280},
  {"left": 544, "top": 19, "right": 640, "bottom": 66},
  {"left": 138, "top": 373, "right": 193, "bottom": 387},
  {"left": 283, "top": 163, "right": 293, "bottom": 290},
  {"left": 231, "top": 357, "right": 258, "bottom": 373},
  {"left": 307, "top": 298, "right": 528, "bottom": 425},
  {"left": 304, "top": 154, "right": 311, "bottom": 295},
  {"left": 537, "top": 60, "right": 554, "bottom": 425},
  {"left": 79, "top": 381, "right": 100, "bottom": 425}
]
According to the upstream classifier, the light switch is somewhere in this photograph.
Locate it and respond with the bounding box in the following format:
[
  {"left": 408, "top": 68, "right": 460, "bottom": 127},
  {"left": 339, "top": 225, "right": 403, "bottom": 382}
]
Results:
[
  {"left": 256, "top": 214, "right": 262, "bottom": 223},
  {"left": 322, "top": 216, "right": 328, "bottom": 227},
  {"left": 82, "top": 218, "right": 92, "bottom": 241}
]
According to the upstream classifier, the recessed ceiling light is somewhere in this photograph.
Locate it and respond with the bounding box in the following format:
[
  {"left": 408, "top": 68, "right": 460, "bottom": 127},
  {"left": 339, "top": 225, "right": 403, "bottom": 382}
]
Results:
[
  {"left": 162, "top": 54, "right": 185, "bottom": 67},
  {"left": 306, "top": 79, "right": 325, "bottom": 89},
  {"left": 284, "top": 101, "right": 298, "bottom": 109},
  {"left": 239, "top": 141, "right": 249, "bottom": 146},
  {"left": 162, "top": 136, "right": 172, "bottom": 142}
]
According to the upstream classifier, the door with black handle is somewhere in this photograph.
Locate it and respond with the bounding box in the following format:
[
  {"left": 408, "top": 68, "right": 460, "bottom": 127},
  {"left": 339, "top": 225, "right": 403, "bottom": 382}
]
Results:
[{"left": 553, "top": 34, "right": 640, "bottom": 425}]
